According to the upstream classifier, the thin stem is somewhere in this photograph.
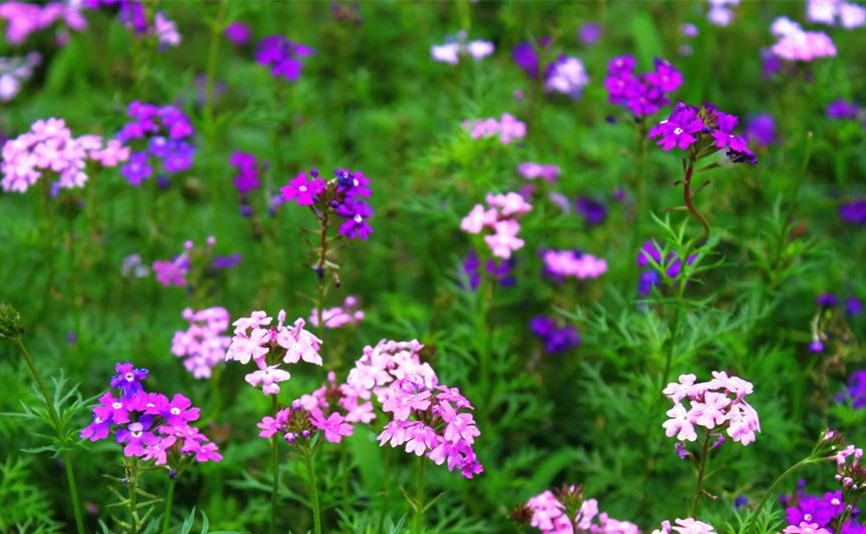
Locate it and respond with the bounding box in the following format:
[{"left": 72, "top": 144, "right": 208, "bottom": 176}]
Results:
[
  {"left": 315, "top": 211, "right": 330, "bottom": 339},
  {"left": 40, "top": 176, "right": 56, "bottom": 313},
  {"left": 750, "top": 457, "right": 819, "bottom": 528},
  {"left": 303, "top": 448, "right": 323, "bottom": 534},
  {"left": 412, "top": 456, "right": 426, "bottom": 534},
  {"left": 691, "top": 432, "right": 712, "bottom": 516},
  {"left": 161, "top": 476, "right": 176, "bottom": 534},
  {"left": 128, "top": 458, "right": 140, "bottom": 534},
  {"left": 15, "top": 339, "right": 86, "bottom": 534},
  {"left": 63, "top": 451, "right": 86, "bottom": 534},
  {"left": 269, "top": 395, "right": 279, "bottom": 534}
]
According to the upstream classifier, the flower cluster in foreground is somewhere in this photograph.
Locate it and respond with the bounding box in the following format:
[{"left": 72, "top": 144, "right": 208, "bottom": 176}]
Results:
[
  {"left": 2, "top": 118, "right": 129, "bottom": 193},
  {"left": 117, "top": 101, "right": 195, "bottom": 186},
  {"left": 648, "top": 102, "right": 757, "bottom": 164},
  {"left": 662, "top": 371, "right": 761, "bottom": 446},
  {"left": 346, "top": 339, "right": 484, "bottom": 478},
  {"left": 81, "top": 362, "right": 221, "bottom": 471},
  {"left": 281, "top": 168, "right": 375, "bottom": 240},
  {"left": 651, "top": 518, "right": 717, "bottom": 534},
  {"left": 225, "top": 310, "right": 323, "bottom": 395},
  {"left": 461, "top": 192, "right": 533, "bottom": 260},
  {"left": 523, "top": 484, "right": 640, "bottom": 534}
]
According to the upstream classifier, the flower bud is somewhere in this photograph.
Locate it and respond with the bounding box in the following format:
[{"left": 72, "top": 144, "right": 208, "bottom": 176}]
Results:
[{"left": 0, "top": 303, "right": 24, "bottom": 339}]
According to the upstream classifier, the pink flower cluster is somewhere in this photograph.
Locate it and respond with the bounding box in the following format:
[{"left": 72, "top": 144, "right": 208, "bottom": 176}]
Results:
[
  {"left": 525, "top": 488, "right": 639, "bottom": 534},
  {"left": 152, "top": 236, "right": 215, "bottom": 287},
  {"left": 518, "top": 162, "right": 561, "bottom": 183},
  {"left": 542, "top": 249, "right": 608, "bottom": 281},
  {"left": 431, "top": 31, "right": 494, "bottom": 64},
  {"left": 309, "top": 296, "right": 365, "bottom": 329},
  {"left": 81, "top": 362, "right": 221, "bottom": 469},
  {"left": 463, "top": 113, "right": 526, "bottom": 144},
  {"left": 346, "top": 339, "right": 484, "bottom": 478},
  {"left": 770, "top": 18, "right": 837, "bottom": 62},
  {"left": 651, "top": 518, "right": 717, "bottom": 534},
  {"left": 1, "top": 118, "right": 129, "bottom": 193},
  {"left": 782, "top": 523, "right": 832, "bottom": 534},
  {"left": 662, "top": 371, "right": 761, "bottom": 446},
  {"left": 0, "top": 2, "right": 86, "bottom": 45},
  {"left": 807, "top": 0, "right": 866, "bottom": 29},
  {"left": 461, "top": 192, "right": 533, "bottom": 260},
  {"left": 832, "top": 443, "right": 866, "bottom": 493},
  {"left": 225, "top": 310, "right": 323, "bottom": 396},
  {"left": 171, "top": 307, "right": 231, "bottom": 379}
]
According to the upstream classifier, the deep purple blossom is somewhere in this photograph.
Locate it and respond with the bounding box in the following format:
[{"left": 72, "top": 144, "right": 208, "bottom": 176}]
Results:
[
  {"left": 224, "top": 21, "right": 250, "bottom": 46},
  {"left": 230, "top": 151, "right": 260, "bottom": 196},
  {"left": 605, "top": 55, "right": 682, "bottom": 117},
  {"left": 110, "top": 362, "right": 148, "bottom": 397},
  {"left": 255, "top": 35, "right": 314, "bottom": 82},
  {"left": 530, "top": 316, "right": 580, "bottom": 354},
  {"left": 745, "top": 114, "right": 776, "bottom": 147},
  {"left": 575, "top": 196, "right": 607, "bottom": 225},
  {"left": 335, "top": 200, "right": 374, "bottom": 240},
  {"left": 121, "top": 152, "right": 153, "bottom": 186},
  {"left": 827, "top": 99, "right": 860, "bottom": 120},
  {"left": 840, "top": 199, "right": 866, "bottom": 224}
]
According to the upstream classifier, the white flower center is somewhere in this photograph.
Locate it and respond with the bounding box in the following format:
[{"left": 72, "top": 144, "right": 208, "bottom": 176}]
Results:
[
  {"left": 832, "top": 499, "right": 840, "bottom": 506},
  {"left": 354, "top": 214, "right": 363, "bottom": 223},
  {"left": 125, "top": 372, "right": 134, "bottom": 381},
  {"left": 132, "top": 430, "right": 142, "bottom": 438},
  {"left": 95, "top": 417, "right": 103, "bottom": 423},
  {"left": 674, "top": 127, "right": 683, "bottom": 135},
  {"left": 299, "top": 186, "right": 307, "bottom": 192},
  {"left": 353, "top": 179, "right": 360, "bottom": 186},
  {"left": 804, "top": 514, "right": 812, "bottom": 521},
  {"left": 170, "top": 407, "right": 181, "bottom": 415},
  {"left": 112, "top": 402, "right": 123, "bottom": 409}
]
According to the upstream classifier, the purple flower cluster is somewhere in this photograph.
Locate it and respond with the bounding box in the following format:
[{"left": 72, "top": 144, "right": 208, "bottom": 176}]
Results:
[
  {"left": 648, "top": 102, "right": 757, "bottom": 164},
  {"left": 461, "top": 250, "right": 516, "bottom": 290},
  {"left": 171, "top": 307, "right": 231, "bottom": 379},
  {"left": 86, "top": 1, "right": 180, "bottom": 50},
  {"left": 255, "top": 35, "right": 315, "bottom": 82},
  {"left": 604, "top": 55, "right": 683, "bottom": 117},
  {"left": 280, "top": 168, "right": 375, "bottom": 240},
  {"left": 840, "top": 199, "right": 866, "bottom": 225},
  {"left": 117, "top": 101, "right": 195, "bottom": 186},
  {"left": 530, "top": 316, "right": 580, "bottom": 354},
  {"left": 745, "top": 114, "right": 777, "bottom": 147},
  {"left": 525, "top": 485, "right": 639, "bottom": 534},
  {"left": 827, "top": 100, "right": 862, "bottom": 121},
  {"left": 81, "top": 362, "right": 222, "bottom": 468},
  {"left": 224, "top": 22, "right": 251, "bottom": 47},
  {"left": 636, "top": 240, "right": 696, "bottom": 296},
  {"left": 346, "top": 339, "right": 484, "bottom": 478},
  {"left": 230, "top": 151, "right": 261, "bottom": 196}
]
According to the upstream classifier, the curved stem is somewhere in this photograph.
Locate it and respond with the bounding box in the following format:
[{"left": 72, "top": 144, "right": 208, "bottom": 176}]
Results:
[
  {"left": 682, "top": 160, "right": 710, "bottom": 251},
  {"left": 303, "top": 448, "right": 322, "bottom": 534},
  {"left": 412, "top": 456, "right": 426, "bottom": 534},
  {"left": 315, "top": 211, "right": 330, "bottom": 339},
  {"left": 161, "top": 476, "right": 176, "bottom": 534},
  {"left": 749, "top": 457, "right": 818, "bottom": 529}
]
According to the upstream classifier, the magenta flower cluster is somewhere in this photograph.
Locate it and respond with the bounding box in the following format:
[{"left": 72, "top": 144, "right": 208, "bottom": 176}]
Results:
[
  {"left": 171, "top": 307, "right": 231, "bottom": 379},
  {"left": 81, "top": 362, "right": 222, "bottom": 468},
  {"left": 648, "top": 102, "right": 757, "bottom": 164},
  {"left": 604, "top": 55, "right": 683, "bottom": 117},
  {"left": 662, "top": 372, "right": 761, "bottom": 446},
  {"left": 280, "top": 168, "right": 375, "bottom": 240},
  {"left": 152, "top": 236, "right": 215, "bottom": 288},
  {"left": 525, "top": 487, "right": 639, "bottom": 534},
  {"left": 230, "top": 151, "right": 261, "bottom": 196},
  {"left": 117, "top": 101, "right": 195, "bottom": 186},
  {"left": 461, "top": 192, "right": 533, "bottom": 260},
  {"left": 346, "top": 339, "right": 484, "bottom": 478},
  {"left": 0, "top": 1, "right": 86, "bottom": 45},
  {"left": 518, "top": 161, "right": 561, "bottom": 183},
  {"left": 1, "top": 118, "right": 129, "bottom": 193},
  {"left": 463, "top": 113, "right": 527, "bottom": 144},
  {"left": 225, "top": 310, "right": 323, "bottom": 396},
  {"left": 309, "top": 296, "right": 365, "bottom": 329}
]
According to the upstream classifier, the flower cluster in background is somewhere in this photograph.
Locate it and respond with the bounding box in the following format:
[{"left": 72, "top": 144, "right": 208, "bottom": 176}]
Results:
[
  {"left": 255, "top": 35, "right": 315, "bottom": 82},
  {"left": 807, "top": 0, "right": 866, "bottom": 28},
  {"left": 225, "top": 310, "right": 323, "bottom": 396},
  {"left": 662, "top": 372, "right": 761, "bottom": 446},
  {"left": 770, "top": 17, "right": 837, "bottom": 63},
  {"left": 706, "top": 0, "right": 741, "bottom": 26},
  {"left": 431, "top": 30, "right": 494, "bottom": 64},
  {"left": 461, "top": 250, "right": 516, "bottom": 290},
  {"left": 461, "top": 192, "right": 532, "bottom": 260},
  {"left": 0, "top": 52, "right": 41, "bottom": 102},
  {"left": 636, "top": 240, "right": 696, "bottom": 296},
  {"left": 117, "top": 101, "right": 195, "bottom": 186},
  {"left": 1, "top": 118, "right": 129, "bottom": 193},
  {"left": 605, "top": 55, "right": 683, "bottom": 117},
  {"left": 530, "top": 316, "right": 580, "bottom": 354},
  {"left": 0, "top": 1, "right": 86, "bottom": 45},
  {"left": 463, "top": 113, "right": 527, "bottom": 144},
  {"left": 171, "top": 307, "right": 231, "bottom": 379},
  {"left": 81, "top": 362, "right": 222, "bottom": 468},
  {"left": 309, "top": 296, "right": 365, "bottom": 329},
  {"left": 518, "top": 161, "right": 561, "bottom": 183},
  {"left": 524, "top": 485, "right": 639, "bottom": 534},
  {"left": 541, "top": 249, "right": 608, "bottom": 282},
  {"left": 346, "top": 339, "right": 484, "bottom": 478},
  {"left": 152, "top": 237, "right": 215, "bottom": 288},
  {"left": 544, "top": 56, "right": 590, "bottom": 98}
]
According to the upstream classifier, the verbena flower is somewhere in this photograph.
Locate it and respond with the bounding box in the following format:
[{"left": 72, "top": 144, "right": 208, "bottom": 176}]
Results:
[
  {"left": 745, "top": 114, "right": 777, "bottom": 147},
  {"left": 152, "top": 237, "right": 216, "bottom": 288},
  {"left": 462, "top": 113, "right": 527, "bottom": 144},
  {"left": 706, "top": 0, "right": 740, "bottom": 26},
  {"left": 461, "top": 192, "right": 532, "bottom": 260},
  {"left": 544, "top": 56, "right": 590, "bottom": 98},
  {"left": 541, "top": 249, "right": 608, "bottom": 281},
  {"left": 525, "top": 486, "right": 639, "bottom": 534},
  {"left": 605, "top": 55, "right": 683, "bottom": 117},
  {"left": 309, "top": 296, "right": 365, "bottom": 329},
  {"left": 225, "top": 310, "right": 323, "bottom": 396},
  {"left": 81, "top": 362, "right": 221, "bottom": 470},
  {"left": 807, "top": 0, "right": 866, "bottom": 28},
  {"left": 171, "top": 307, "right": 231, "bottom": 379},
  {"left": 575, "top": 196, "right": 608, "bottom": 225},
  {"left": 827, "top": 100, "right": 861, "bottom": 120},
  {"left": 345, "top": 339, "right": 483, "bottom": 478},
  {"left": 518, "top": 162, "right": 561, "bottom": 183},
  {"left": 117, "top": 101, "right": 195, "bottom": 185},
  {"left": 255, "top": 35, "right": 315, "bottom": 81},
  {"left": 230, "top": 151, "right": 261, "bottom": 196},
  {"left": 662, "top": 371, "right": 761, "bottom": 446},
  {"left": 431, "top": 31, "right": 494, "bottom": 64},
  {"left": 0, "top": 52, "right": 41, "bottom": 102},
  {"left": 1, "top": 118, "right": 130, "bottom": 193},
  {"left": 648, "top": 102, "right": 757, "bottom": 164},
  {"left": 652, "top": 518, "right": 717, "bottom": 534},
  {"left": 0, "top": 2, "right": 87, "bottom": 45},
  {"left": 224, "top": 21, "right": 251, "bottom": 46},
  {"left": 530, "top": 316, "right": 580, "bottom": 354},
  {"left": 461, "top": 250, "right": 516, "bottom": 290},
  {"left": 840, "top": 199, "right": 866, "bottom": 225},
  {"left": 770, "top": 19, "right": 837, "bottom": 62}
]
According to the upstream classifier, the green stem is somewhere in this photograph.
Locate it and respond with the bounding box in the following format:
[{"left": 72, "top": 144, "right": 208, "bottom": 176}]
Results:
[
  {"left": 412, "top": 456, "right": 426, "bottom": 534},
  {"left": 691, "top": 432, "right": 712, "bottom": 516},
  {"left": 161, "top": 476, "right": 176, "bottom": 534},
  {"left": 270, "top": 395, "right": 279, "bottom": 534},
  {"left": 62, "top": 451, "right": 86, "bottom": 534},
  {"left": 315, "top": 210, "right": 330, "bottom": 340},
  {"left": 749, "top": 457, "right": 819, "bottom": 529},
  {"left": 128, "top": 458, "right": 140, "bottom": 534},
  {"left": 303, "top": 448, "right": 322, "bottom": 534}
]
